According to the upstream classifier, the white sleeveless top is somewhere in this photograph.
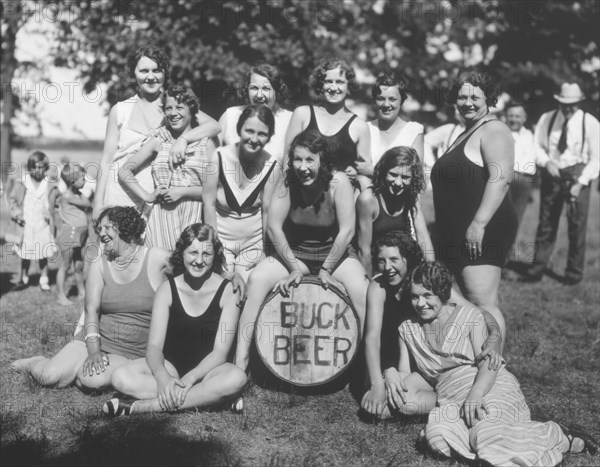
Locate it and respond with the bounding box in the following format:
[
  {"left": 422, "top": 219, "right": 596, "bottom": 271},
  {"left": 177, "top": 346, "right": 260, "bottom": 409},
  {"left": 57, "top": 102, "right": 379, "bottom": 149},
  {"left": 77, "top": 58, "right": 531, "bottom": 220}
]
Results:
[
  {"left": 104, "top": 95, "right": 158, "bottom": 209},
  {"left": 368, "top": 120, "right": 424, "bottom": 166},
  {"left": 221, "top": 106, "right": 292, "bottom": 163}
]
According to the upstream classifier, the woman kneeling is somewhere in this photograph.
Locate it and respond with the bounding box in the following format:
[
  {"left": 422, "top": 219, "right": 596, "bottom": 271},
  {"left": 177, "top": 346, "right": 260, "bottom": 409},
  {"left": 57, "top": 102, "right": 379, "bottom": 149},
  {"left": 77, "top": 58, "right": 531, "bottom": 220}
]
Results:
[{"left": 105, "top": 224, "right": 246, "bottom": 416}]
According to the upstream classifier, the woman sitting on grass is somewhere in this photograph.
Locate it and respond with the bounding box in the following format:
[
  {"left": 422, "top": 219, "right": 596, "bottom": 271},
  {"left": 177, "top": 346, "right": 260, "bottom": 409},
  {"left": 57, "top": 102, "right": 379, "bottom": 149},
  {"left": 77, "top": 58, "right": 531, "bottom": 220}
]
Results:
[
  {"left": 399, "top": 261, "right": 598, "bottom": 465},
  {"left": 104, "top": 224, "right": 246, "bottom": 416},
  {"left": 361, "top": 231, "right": 503, "bottom": 420},
  {"left": 11, "top": 206, "right": 170, "bottom": 390}
]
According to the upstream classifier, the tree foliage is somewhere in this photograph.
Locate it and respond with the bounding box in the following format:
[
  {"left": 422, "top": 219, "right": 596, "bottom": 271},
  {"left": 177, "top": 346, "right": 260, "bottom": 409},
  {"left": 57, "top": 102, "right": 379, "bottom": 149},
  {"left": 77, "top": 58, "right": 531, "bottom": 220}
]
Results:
[{"left": 48, "top": 0, "right": 598, "bottom": 123}]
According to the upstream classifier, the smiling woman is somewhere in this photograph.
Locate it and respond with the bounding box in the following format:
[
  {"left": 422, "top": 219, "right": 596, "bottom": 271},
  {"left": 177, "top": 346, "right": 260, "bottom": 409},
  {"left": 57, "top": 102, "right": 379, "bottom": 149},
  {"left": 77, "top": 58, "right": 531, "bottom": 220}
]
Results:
[
  {"left": 233, "top": 129, "right": 369, "bottom": 378},
  {"left": 431, "top": 71, "right": 516, "bottom": 344},
  {"left": 11, "top": 206, "right": 171, "bottom": 391},
  {"left": 284, "top": 59, "right": 372, "bottom": 191},
  {"left": 93, "top": 46, "right": 220, "bottom": 219},
  {"left": 104, "top": 223, "right": 246, "bottom": 416},
  {"left": 202, "top": 104, "right": 279, "bottom": 284},
  {"left": 118, "top": 84, "right": 213, "bottom": 251},
  {"left": 367, "top": 72, "right": 424, "bottom": 167}
]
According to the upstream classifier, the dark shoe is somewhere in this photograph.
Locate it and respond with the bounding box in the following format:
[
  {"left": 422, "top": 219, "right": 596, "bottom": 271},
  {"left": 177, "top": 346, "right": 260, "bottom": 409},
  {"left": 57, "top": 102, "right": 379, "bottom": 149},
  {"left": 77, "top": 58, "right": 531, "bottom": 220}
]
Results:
[
  {"left": 562, "top": 276, "right": 582, "bottom": 286},
  {"left": 561, "top": 423, "right": 599, "bottom": 455},
  {"left": 11, "top": 281, "right": 29, "bottom": 292},
  {"left": 517, "top": 273, "right": 543, "bottom": 283},
  {"left": 103, "top": 398, "right": 134, "bottom": 417}
]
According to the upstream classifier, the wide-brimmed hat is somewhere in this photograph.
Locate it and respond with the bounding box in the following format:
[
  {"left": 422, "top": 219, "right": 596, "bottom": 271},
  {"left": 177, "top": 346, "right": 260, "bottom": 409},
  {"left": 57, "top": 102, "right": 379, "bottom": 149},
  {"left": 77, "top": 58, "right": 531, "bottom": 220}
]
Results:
[{"left": 554, "top": 83, "right": 585, "bottom": 104}]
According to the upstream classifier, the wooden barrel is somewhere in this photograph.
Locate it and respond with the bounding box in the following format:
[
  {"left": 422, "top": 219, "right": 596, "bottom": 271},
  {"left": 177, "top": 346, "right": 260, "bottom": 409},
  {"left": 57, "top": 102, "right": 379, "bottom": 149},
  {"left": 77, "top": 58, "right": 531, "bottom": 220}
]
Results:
[{"left": 254, "top": 276, "right": 361, "bottom": 386}]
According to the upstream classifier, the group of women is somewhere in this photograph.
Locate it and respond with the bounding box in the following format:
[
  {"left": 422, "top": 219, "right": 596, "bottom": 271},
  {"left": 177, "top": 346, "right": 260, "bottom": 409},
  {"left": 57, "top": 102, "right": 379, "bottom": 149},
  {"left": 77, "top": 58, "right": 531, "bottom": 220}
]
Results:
[{"left": 11, "top": 46, "right": 598, "bottom": 465}]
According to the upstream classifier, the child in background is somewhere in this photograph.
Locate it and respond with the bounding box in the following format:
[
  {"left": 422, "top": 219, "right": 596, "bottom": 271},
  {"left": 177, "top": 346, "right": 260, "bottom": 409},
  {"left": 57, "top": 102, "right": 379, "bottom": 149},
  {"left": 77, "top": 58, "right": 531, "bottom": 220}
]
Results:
[
  {"left": 11, "top": 151, "right": 59, "bottom": 291},
  {"left": 56, "top": 163, "right": 91, "bottom": 305}
]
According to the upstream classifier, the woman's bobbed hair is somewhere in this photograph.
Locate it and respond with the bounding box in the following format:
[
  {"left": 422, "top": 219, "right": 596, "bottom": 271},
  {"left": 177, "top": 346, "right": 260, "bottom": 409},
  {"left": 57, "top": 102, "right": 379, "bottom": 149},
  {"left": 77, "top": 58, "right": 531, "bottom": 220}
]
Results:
[
  {"left": 127, "top": 45, "right": 170, "bottom": 87},
  {"left": 446, "top": 70, "right": 499, "bottom": 108},
  {"left": 240, "top": 63, "right": 289, "bottom": 108},
  {"left": 309, "top": 59, "right": 357, "bottom": 101},
  {"left": 162, "top": 83, "right": 200, "bottom": 127},
  {"left": 236, "top": 104, "right": 275, "bottom": 138},
  {"left": 95, "top": 206, "right": 146, "bottom": 245},
  {"left": 169, "top": 223, "right": 225, "bottom": 276},
  {"left": 371, "top": 71, "right": 408, "bottom": 105},
  {"left": 372, "top": 146, "right": 425, "bottom": 213},
  {"left": 410, "top": 261, "right": 453, "bottom": 304}
]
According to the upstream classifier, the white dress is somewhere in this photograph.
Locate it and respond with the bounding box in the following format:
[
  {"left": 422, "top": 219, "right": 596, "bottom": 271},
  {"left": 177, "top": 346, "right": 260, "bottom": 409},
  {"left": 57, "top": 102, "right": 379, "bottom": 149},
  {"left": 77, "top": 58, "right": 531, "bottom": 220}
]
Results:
[
  {"left": 367, "top": 120, "right": 424, "bottom": 166},
  {"left": 14, "top": 174, "right": 58, "bottom": 260},
  {"left": 221, "top": 106, "right": 292, "bottom": 162}
]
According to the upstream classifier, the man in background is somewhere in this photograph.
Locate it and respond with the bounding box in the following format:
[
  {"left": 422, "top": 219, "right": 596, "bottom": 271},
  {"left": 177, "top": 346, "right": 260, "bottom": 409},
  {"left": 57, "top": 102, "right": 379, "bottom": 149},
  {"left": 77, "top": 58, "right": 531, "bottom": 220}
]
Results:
[{"left": 521, "top": 83, "right": 599, "bottom": 285}]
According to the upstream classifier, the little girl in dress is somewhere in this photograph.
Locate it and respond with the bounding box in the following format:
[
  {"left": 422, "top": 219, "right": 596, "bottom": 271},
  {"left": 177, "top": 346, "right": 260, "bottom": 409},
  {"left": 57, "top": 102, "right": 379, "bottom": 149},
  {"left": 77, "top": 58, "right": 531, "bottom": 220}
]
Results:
[{"left": 11, "top": 151, "right": 59, "bottom": 291}]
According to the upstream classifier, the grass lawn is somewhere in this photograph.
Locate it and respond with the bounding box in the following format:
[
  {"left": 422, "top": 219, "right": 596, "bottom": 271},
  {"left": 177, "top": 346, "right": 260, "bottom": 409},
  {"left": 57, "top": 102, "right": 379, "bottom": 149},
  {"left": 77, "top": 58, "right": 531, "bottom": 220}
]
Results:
[{"left": 1, "top": 171, "right": 598, "bottom": 466}]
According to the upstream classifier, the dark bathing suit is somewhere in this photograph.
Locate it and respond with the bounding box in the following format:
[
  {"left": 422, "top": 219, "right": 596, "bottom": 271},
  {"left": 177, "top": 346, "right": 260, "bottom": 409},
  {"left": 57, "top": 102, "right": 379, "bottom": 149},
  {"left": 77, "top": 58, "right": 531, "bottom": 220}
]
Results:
[
  {"left": 306, "top": 105, "right": 358, "bottom": 171},
  {"left": 431, "top": 120, "right": 517, "bottom": 273},
  {"left": 163, "top": 277, "right": 229, "bottom": 376}
]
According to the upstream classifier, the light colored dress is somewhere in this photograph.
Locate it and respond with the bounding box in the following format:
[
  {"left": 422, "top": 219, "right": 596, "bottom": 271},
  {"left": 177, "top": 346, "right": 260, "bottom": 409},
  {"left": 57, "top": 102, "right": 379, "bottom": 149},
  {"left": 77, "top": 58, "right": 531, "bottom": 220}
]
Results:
[
  {"left": 399, "top": 305, "right": 568, "bottom": 466},
  {"left": 367, "top": 120, "right": 423, "bottom": 166},
  {"left": 104, "top": 95, "right": 159, "bottom": 209},
  {"left": 221, "top": 106, "right": 292, "bottom": 162},
  {"left": 145, "top": 138, "right": 208, "bottom": 251},
  {"left": 14, "top": 174, "right": 58, "bottom": 260}
]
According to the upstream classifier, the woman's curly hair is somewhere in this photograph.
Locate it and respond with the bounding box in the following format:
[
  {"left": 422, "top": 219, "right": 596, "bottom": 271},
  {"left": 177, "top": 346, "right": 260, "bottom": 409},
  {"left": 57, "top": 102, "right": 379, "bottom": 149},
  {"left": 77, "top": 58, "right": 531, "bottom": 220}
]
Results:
[
  {"left": 240, "top": 64, "right": 289, "bottom": 109},
  {"left": 162, "top": 83, "right": 200, "bottom": 127},
  {"left": 372, "top": 230, "right": 424, "bottom": 277},
  {"left": 446, "top": 70, "right": 499, "bottom": 108},
  {"left": 127, "top": 45, "right": 170, "bottom": 87},
  {"left": 169, "top": 223, "right": 225, "bottom": 276},
  {"left": 309, "top": 59, "right": 358, "bottom": 102},
  {"left": 95, "top": 206, "right": 146, "bottom": 245},
  {"left": 285, "top": 129, "right": 335, "bottom": 210},
  {"left": 372, "top": 146, "right": 425, "bottom": 214},
  {"left": 371, "top": 71, "right": 408, "bottom": 105},
  {"left": 409, "top": 261, "right": 453, "bottom": 304}
]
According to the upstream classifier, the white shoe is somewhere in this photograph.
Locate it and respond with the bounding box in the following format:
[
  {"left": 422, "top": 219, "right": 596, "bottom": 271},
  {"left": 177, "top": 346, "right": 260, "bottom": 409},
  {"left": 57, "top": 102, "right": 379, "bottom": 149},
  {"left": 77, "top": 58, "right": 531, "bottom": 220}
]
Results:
[{"left": 39, "top": 276, "right": 50, "bottom": 292}]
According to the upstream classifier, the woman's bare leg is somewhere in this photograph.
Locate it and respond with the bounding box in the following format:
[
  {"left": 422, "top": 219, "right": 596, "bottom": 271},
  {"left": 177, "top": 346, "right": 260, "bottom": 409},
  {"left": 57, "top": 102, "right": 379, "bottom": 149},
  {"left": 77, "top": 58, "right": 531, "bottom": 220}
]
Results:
[
  {"left": 11, "top": 341, "right": 88, "bottom": 388},
  {"left": 234, "top": 258, "right": 288, "bottom": 372},
  {"left": 131, "top": 363, "right": 247, "bottom": 413},
  {"left": 459, "top": 265, "right": 506, "bottom": 345},
  {"left": 332, "top": 257, "right": 369, "bottom": 332}
]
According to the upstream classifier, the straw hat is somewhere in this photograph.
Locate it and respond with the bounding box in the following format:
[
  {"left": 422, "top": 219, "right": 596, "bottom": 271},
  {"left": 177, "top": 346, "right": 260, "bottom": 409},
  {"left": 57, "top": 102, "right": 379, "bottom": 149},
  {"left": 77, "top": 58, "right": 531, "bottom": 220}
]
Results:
[{"left": 553, "top": 83, "right": 585, "bottom": 104}]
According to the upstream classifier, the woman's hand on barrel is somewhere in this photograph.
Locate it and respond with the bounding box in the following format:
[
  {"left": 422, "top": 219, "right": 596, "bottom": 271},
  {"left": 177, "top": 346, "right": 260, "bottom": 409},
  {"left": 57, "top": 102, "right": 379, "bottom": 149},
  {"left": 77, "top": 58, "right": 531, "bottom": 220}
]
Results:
[
  {"left": 361, "top": 384, "right": 387, "bottom": 417},
  {"left": 82, "top": 351, "right": 109, "bottom": 376},
  {"left": 383, "top": 368, "right": 408, "bottom": 409},
  {"left": 157, "top": 374, "right": 186, "bottom": 411},
  {"left": 274, "top": 271, "right": 304, "bottom": 297},
  {"left": 317, "top": 268, "right": 346, "bottom": 293}
]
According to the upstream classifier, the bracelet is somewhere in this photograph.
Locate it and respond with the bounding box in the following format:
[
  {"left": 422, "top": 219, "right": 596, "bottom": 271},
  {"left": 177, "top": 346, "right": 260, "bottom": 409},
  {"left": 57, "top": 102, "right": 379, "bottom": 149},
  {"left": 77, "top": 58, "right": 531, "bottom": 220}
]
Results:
[
  {"left": 84, "top": 332, "right": 100, "bottom": 341},
  {"left": 320, "top": 265, "right": 332, "bottom": 274}
]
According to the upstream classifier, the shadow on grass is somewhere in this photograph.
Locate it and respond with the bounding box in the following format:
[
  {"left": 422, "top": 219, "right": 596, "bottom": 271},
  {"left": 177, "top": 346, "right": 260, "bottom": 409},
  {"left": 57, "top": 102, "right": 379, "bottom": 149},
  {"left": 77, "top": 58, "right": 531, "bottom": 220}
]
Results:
[{"left": 1, "top": 416, "right": 241, "bottom": 467}]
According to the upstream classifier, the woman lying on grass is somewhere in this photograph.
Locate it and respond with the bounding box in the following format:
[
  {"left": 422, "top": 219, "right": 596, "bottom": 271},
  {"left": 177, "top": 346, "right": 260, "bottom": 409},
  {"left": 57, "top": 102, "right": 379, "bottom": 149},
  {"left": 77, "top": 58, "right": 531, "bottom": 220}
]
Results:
[
  {"left": 399, "top": 261, "right": 598, "bottom": 464},
  {"left": 104, "top": 223, "right": 246, "bottom": 416},
  {"left": 12, "top": 206, "right": 170, "bottom": 391}
]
